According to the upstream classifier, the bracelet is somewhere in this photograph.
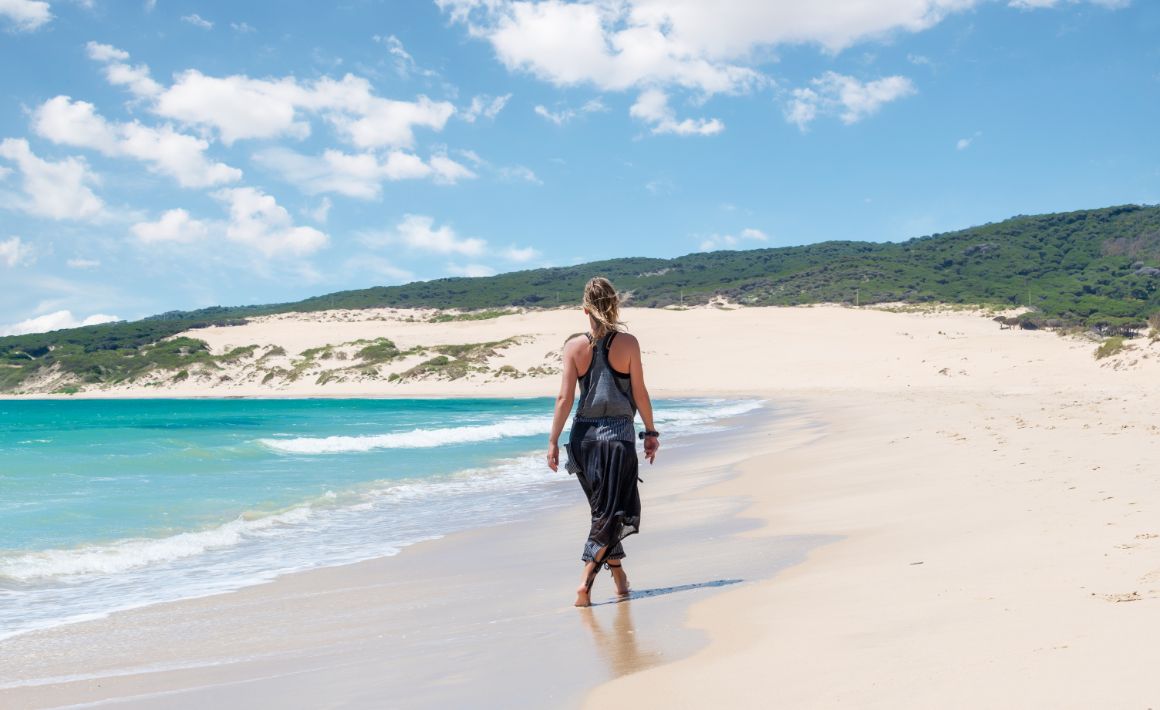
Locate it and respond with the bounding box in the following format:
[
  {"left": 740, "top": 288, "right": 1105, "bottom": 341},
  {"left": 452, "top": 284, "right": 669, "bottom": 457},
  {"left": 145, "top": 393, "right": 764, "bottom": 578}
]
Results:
[{"left": 638, "top": 430, "right": 660, "bottom": 439}]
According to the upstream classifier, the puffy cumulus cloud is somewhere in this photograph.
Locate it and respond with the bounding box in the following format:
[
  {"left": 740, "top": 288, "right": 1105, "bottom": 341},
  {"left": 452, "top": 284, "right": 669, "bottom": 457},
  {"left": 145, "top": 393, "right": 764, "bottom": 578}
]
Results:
[
  {"left": 0, "top": 236, "right": 34, "bottom": 266},
  {"left": 86, "top": 46, "right": 457, "bottom": 150},
  {"left": 630, "top": 88, "right": 723, "bottom": 136},
  {"left": 153, "top": 71, "right": 312, "bottom": 144},
  {"left": 438, "top": 0, "right": 989, "bottom": 95},
  {"left": 213, "top": 187, "right": 329, "bottom": 257},
  {"left": 33, "top": 96, "right": 242, "bottom": 188},
  {"left": 461, "top": 94, "right": 512, "bottom": 123},
  {"left": 253, "top": 147, "right": 475, "bottom": 198},
  {"left": 327, "top": 92, "right": 457, "bottom": 150},
  {"left": 0, "top": 138, "right": 105, "bottom": 221},
  {"left": 154, "top": 71, "right": 454, "bottom": 149},
  {"left": 699, "top": 226, "right": 768, "bottom": 251},
  {"left": 444, "top": 0, "right": 764, "bottom": 95},
  {"left": 131, "top": 208, "right": 211, "bottom": 243},
  {"left": 0, "top": 0, "right": 51, "bottom": 32},
  {"left": 0, "top": 310, "right": 120, "bottom": 337},
  {"left": 785, "top": 71, "right": 916, "bottom": 130}
]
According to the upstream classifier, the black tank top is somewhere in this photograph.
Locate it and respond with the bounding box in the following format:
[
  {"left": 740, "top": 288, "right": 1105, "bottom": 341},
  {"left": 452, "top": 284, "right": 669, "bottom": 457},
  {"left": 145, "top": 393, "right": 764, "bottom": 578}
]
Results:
[{"left": 576, "top": 332, "right": 636, "bottom": 419}]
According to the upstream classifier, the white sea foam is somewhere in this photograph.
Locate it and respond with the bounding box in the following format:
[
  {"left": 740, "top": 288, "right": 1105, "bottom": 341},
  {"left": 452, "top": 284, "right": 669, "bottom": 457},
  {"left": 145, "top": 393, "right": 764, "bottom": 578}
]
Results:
[
  {"left": 0, "top": 507, "right": 315, "bottom": 581},
  {"left": 257, "top": 416, "right": 552, "bottom": 454},
  {"left": 257, "top": 399, "right": 764, "bottom": 455}
]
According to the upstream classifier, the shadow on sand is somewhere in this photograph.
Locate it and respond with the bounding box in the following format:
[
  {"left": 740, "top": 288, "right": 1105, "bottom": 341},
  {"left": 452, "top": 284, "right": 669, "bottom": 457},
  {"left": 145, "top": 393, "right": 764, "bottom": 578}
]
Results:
[{"left": 591, "top": 578, "right": 743, "bottom": 606}]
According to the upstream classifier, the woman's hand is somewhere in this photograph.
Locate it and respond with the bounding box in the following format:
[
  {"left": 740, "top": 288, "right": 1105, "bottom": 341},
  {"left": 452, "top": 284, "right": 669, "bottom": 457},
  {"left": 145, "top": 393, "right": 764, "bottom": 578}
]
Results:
[
  {"left": 643, "top": 435, "right": 659, "bottom": 464},
  {"left": 547, "top": 442, "right": 560, "bottom": 472}
]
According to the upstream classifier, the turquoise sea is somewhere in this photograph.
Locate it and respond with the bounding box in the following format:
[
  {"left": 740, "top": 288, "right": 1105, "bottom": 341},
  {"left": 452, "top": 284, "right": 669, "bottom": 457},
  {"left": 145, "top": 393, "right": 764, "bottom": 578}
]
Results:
[{"left": 0, "top": 397, "right": 762, "bottom": 640}]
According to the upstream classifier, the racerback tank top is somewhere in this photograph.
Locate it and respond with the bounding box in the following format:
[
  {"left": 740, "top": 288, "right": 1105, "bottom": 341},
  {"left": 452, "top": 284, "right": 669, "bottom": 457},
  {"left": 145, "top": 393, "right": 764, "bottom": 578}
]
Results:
[{"left": 576, "top": 332, "right": 636, "bottom": 419}]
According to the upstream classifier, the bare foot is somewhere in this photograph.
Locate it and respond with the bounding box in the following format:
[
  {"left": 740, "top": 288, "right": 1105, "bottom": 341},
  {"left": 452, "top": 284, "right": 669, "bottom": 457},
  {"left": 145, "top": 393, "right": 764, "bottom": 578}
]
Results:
[{"left": 574, "top": 585, "right": 591, "bottom": 607}]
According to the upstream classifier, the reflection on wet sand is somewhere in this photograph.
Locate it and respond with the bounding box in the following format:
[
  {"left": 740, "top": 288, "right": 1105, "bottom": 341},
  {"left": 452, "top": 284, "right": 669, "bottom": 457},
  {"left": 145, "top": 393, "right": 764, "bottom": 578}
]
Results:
[
  {"left": 580, "top": 579, "right": 743, "bottom": 679},
  {"left": 579, "top": 601, "right": 660, "bottom": 678}
]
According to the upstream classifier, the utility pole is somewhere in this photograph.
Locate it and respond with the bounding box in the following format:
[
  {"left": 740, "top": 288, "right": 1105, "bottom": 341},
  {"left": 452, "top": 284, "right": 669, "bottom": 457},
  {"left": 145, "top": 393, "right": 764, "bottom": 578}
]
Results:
[{"left": 855, "top": 288, "right": 860, "bottom": 307}]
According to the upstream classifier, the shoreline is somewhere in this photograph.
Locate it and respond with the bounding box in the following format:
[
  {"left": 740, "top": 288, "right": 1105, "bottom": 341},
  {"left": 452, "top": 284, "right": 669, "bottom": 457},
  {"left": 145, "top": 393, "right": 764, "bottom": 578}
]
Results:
[
  {"left": 0, "top": 400, "right": 824, "bottom": 708},
  {"left": 5, "top": 305, "right": 1160, "bottom": 706}
]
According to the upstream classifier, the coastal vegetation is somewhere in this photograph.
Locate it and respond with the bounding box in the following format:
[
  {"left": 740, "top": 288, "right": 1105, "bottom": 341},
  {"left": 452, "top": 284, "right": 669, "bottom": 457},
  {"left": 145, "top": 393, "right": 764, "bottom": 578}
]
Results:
[{"left": 2, "top": 204, "right": 1159, "bottom": 392}]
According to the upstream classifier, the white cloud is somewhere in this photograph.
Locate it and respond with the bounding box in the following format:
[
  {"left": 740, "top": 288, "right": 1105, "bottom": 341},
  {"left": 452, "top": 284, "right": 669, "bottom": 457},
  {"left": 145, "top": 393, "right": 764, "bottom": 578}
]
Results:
[
  {"left": 0, "top": 310, "right": 120, "bottom": 337},
  {"left": 213, "top": 187, "right": 329, "bottom": 257},
  {"left": 67, "top": 257, "right": 100, "bottom": 269},
  {"left": 630, "top": 88, "right": 723, "bottom": 136},
  {"left": 86, "top": 42, "right": 163, "bottom": 98},
  {"left": 33, "top": 96, "right": 243, "bottom": 188},
  {"left": 533, "top": 104, "right": 570, "bottom": 126},
  {"left": 181, "top": 13, "right": 213, "bottom": 29},
  {"left": 785, "top": 72, "right": 916, "bottom": 130},
  {"left": 699, "top": 227, "right": 768, "bottom": 251},
  {"left": 327, "top": 91, "right": 457, "bottom": 149},
  {"left": 154, "top": 71, "right": 312, "bottom": 144},
  {"left": 395, "top": 214, "right": 485, "bottom": 256},
  {"left": 461, "top": 93, "right": 512, "bottom": 122},
  {"left": 503, "top": 245, "right": 540, "bottom": 262},
  {"left": 0, "top": 236, "right": 34, "bottom": 266},
  {"left": 254, "top": 147, "right": 475, "bottom": 198},
  {"left": 363, "top": 214, "right": 500, "bottom": 260},
  {"left": 86, "top": 45, "right": 459, "bottom": 153},
  {"left": 0, "top": 138, "right": 105, "bottom": 221},
  {"left": 307, "top": 196, "right": 332, "bottom": 223},
  {"left": 442, "top": 0, "right": 765, "bottom": 95},
  {"left": 131, "top": 208, "right": 210, "bottom": 243},
  {"left": 231, "top": 21, "right": 255, "bottom": 33},
  {"left": 374, "top": 34, "right": 440, "bottom": 79},
  {"left": 533, "top": 98, "right": 606, "bottom": 126},
  {"left": 0, "top": 0, "right": 51, "bottom": 31},
  {"left": 496, "top": 164, "right": 540, "bottom": 184},
  {"left": 447, "top": 263, "right": 496, "bottom": 277},
  {"left": 956, "top": 130, "right": 981, "bottom": 150}
]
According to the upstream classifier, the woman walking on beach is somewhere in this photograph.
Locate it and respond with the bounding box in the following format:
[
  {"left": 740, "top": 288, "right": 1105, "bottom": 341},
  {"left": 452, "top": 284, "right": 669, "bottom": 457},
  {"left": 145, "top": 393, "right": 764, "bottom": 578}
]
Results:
[{"left": 547, "top": 277, "right": 660, "bottom": 607}]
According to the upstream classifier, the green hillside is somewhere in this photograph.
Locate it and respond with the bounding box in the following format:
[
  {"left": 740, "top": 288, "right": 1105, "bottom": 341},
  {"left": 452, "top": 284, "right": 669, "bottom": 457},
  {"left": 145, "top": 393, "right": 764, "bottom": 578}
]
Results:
[{"left": 2, "top": 204, "right": 1159, "bottom": 392}]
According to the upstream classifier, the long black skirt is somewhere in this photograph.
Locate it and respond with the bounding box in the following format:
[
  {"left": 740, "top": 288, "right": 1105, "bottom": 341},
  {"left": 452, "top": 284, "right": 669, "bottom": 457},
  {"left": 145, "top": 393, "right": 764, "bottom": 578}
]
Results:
[{"left": 569, "top": 438, "right": 641, "bottom": 564}]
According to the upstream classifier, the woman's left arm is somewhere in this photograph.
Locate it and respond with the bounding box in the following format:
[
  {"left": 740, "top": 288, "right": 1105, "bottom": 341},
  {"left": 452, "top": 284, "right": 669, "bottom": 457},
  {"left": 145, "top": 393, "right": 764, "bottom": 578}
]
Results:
[
  {"left": 547, "top": 337, "right": 580, "bottom": 472},
  {"left": 626, "top": 335, "right": 659, "bottom": 464}
]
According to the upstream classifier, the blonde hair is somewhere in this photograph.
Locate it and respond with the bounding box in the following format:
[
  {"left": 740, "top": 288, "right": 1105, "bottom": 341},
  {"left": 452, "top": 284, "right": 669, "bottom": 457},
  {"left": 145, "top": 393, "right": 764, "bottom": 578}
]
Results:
[{"left": 583, "top": 276, "right": 623, "bottom": 342}]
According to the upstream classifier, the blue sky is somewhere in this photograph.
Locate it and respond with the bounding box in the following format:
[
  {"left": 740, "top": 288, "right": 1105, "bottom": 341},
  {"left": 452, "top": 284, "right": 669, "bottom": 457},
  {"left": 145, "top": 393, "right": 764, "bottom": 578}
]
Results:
[{"left": 0, "top": 0, "right": 1156, "bottom": 334}]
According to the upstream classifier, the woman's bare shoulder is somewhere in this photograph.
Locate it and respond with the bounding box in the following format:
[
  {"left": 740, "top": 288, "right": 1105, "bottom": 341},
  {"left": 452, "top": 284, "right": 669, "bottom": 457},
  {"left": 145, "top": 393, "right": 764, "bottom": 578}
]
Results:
[
  {"left": 614, "top": 331, "right": 640, "bottom": 349},
  {"left": 562, "top": 333, "right": 589, "bottom": 352}
]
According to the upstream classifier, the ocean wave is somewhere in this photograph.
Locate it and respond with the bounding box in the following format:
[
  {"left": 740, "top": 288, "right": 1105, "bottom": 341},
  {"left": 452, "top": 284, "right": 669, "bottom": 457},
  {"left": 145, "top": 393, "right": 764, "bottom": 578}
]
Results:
[
  {"left": 257, "top": 399, "right": 763, "bottom": 455},
  {"left": 653, "top": 399, "right": 765, "bottom": 425},
  {"left": 257, "top": 416, "right": 552, "bottom": 454},
  {"left": 0, "top": 507, "right": 314, "bottom": 582}
]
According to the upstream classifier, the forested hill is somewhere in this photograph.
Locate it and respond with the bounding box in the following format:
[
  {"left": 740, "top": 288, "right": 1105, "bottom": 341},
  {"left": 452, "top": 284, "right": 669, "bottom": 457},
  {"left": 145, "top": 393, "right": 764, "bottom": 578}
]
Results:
[{"left": 2, "top": 204, "right": 1159, "bottom": 391}]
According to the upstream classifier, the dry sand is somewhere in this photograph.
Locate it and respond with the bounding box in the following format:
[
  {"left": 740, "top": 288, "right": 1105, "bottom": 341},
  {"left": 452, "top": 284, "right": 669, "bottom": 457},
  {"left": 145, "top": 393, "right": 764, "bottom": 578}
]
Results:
[{"left": 4, "top": 305, "right": 1160, "bottom": 707}]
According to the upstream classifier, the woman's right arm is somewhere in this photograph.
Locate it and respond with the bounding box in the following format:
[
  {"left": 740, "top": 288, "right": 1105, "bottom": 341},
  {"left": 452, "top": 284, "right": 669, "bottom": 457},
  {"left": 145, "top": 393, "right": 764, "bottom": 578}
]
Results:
[{"left": 547, "top": 337, "right": 581, "bottom": 472}]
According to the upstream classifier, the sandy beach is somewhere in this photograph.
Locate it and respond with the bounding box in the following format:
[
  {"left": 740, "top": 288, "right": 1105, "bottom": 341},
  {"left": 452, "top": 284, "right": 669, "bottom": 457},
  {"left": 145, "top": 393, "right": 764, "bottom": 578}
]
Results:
[{"left": 4, "top": 305, "right": 1160, "bottom": 708}]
